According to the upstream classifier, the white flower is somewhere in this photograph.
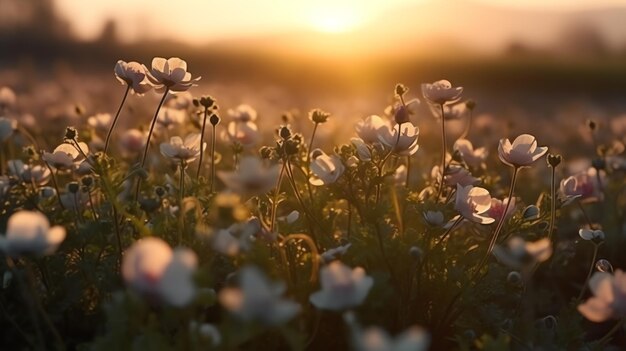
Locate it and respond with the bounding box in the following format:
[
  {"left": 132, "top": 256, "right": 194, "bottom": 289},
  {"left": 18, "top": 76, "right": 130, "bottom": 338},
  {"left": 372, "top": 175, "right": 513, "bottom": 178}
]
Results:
[
  {"left": 223, "top": 121, "right": 260, "bottom": 147},
  {"left": 160, "top": 133, "right": 205, "bottom": 162},
  {"left": 432, "top": 165, "right": 480, "bottom": 188},
  {"left": 356, "top": 115, "right": 392, "bottom": 144},
  {"left": 498, "top": 134, "right": 548, "bottom": 168},
  {"left": 429, "top": 101, "right": 469, "bottom": 120},
  {"left": 218, "top": 266, "right": 300, "bottom": 325},
  {"left": 217, "top": 156, "right": 280, "bottom": 195},
  {"left": 578, "top": 270, "right": 626, "bottom": 322},
  {"left": 119, "top": 129, "right": 147, "bottom": 156},
  {"left": 87, "top": 113, "right": 112, "bottom": 133},
  {"left": 0, "top": 211, "right": 66, "bottom": 257},
  {"left": 377, "top": 122, "right": 419, "bottom": 156},
  {"left": 454, "top": 139, "right": 487, "bottom": 169},
  {"left": 559, "top": 167, "right": 604, "bottom": 204},
  {"left": 114, "top": 60, "right": 153, "bottom": 95},
  {"left": 0, "top": 117, "right": 17, "bottom": 143},
  {"left": 157, "top": 107, "right": 186, "bottom": 129},
  {"left": 146, "top": 57, "right": 201, "bottom": 93},
  {"left": 42, "top": 142, "right": 89, "bottom": 170},
  {"left": 423, "top": 211, "right": 444, "bottom": 226},
  {"left": 199, "top": 217, "right": 261, "bottom": 256},
  {"left": 421, "top": 80, "right": 463, "bottom": 105},
  {"left": 309, "top": 149, "right": 345, "bottom": 186},
  {"left": 0, "top": 87, "right": 17, "bottom": 110},
  {"left": 228, "top": 104, "right": 257, "bottom": 122},
  {"left": 309, "top": 261, "right": 374, "bottom": 311},
  {"left": 165, "top": 91, "right": 194, "bottom": 110},
  {"left": 487, "top": 197, "right": 516, "bottom": 221},
  {"left": 7, "top": 160, "right": 50, "bottom": 186},
  {"left": 320, "top": 243, "right": 352, "bottom": 263},
  {"left": 356, "top": 326, "right": 430, "bottom": 351},
  {"left": 122, "top": 237, "right": 198, "bottom": 307},
  {"left": 351, "top": 138, "right": 372, "bottom": 161},
  {"left": 454, "top": 184, "right": 495, "bottom": 224},
  {"left": 492, "top": 237, "right": 552, "bottom": 269},
  {"left": 579, "top": 228, "right": 605, "bottom": 241}
]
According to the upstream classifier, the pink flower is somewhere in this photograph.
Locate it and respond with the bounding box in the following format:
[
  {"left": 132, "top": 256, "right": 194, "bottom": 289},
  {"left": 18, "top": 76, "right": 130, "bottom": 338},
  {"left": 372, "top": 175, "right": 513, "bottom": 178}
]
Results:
[
  {"left": 488, "top": 197, "right": 516, "bottom": 221},
  {"left": 122, "top": 237, "right": 197, "bottom": 307},
  {"left": 498, "top": 134, "right": 548, "bottom": 168},
  {"left": 454, "top": 184, "right": 495, "bottom": 224},
  {"left": 377, "top": 123, "right": 419, "bottom": 156},
  {"left": 454, "top": 139, "right": 487, "bottom": 169},
  {"left": 578, "top": 270, "right": 626, "bottom": 322},
  {"left": 559, "top": 167, "right": 604, "bottom": 204}
]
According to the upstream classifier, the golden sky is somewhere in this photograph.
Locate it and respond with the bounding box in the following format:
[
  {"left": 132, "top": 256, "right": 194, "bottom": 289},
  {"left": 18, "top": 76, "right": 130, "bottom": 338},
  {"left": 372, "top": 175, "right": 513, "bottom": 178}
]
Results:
[{"left": 54, "top": 0, "right": 626, "bottom": 44}]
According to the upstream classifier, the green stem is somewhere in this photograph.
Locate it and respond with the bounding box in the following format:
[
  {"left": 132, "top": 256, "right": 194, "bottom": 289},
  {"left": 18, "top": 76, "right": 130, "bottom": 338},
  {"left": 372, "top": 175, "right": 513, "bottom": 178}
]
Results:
[
  {"left": 547, "top": 165, "right": 557, "bottom": 241},
  {"left": 210, "top": 123, "right": 217, "bottom": 193},
  {"left": 196, "top": 107, "right": 208, "bottom": 179},
  {"left": 135, "top": 89, "right": 169, "bottom": 201},
  {"left": 104, "top": 85, "right": 130, "bottom": 154},
  {"left": 436, "top": 103, "right": 447, "bottom": 200},
  {"left": 577, "top": 243, "right": 600, "bottom": 301},
  {"left": 476, "top": 167, "right": 520, "bottom": 275}
]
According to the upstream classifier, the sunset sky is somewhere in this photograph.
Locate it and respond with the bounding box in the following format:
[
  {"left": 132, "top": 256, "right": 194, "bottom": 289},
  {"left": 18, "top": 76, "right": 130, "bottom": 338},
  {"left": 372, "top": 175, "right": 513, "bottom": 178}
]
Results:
[{"left": 54, "top": 0, "right": 626, "bottom": 44}]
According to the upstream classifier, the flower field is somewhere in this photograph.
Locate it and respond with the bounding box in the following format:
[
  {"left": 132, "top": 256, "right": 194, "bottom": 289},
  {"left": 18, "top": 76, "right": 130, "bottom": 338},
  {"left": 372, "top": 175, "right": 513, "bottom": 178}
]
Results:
[{"left": 0, "top": 55, "right": 626, "bottom": 351}]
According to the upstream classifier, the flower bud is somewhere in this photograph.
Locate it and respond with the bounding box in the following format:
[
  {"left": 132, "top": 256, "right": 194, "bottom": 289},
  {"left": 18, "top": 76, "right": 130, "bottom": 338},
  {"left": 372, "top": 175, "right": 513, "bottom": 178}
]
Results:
[
  {"left": 409, "top": 246, "right": 423, "bottom": 260},
  {"left": 465, "top": 100, "right": 476, "bottom": 110},
  {"left": 596, "top": 259, "right": 613, "bottom": 273},
  {"left": 522, "top": 205, "right": 540, "bottom": 220},
  {"left": 507, "top": 271, "right": 523, "bottom": 287},
  {"left": 278, "top": 125, "right": 292, "bottom": 140},
  {"left": 309, "top": 109, "right": 330, "bottom": 124},
  {"left": 199, "top": 95, "right": 216, "bottom": 109},
  {"left": 154, "top": 186, "right": 166, "bottom": 198},
  {"left": 209, "top": 113, "right": 220, "bottom": 126},
  {"left": 395, "top": 83, "right": 408, "bottom": 98},
  {"left": 393, "top": 104, "right": 410, "bottom": 125},
  {"left": 587, "top": 119, "right": 597, "bottom": 131},
  {"left": 81, "top": 176, "right": 94, "bottom": 188},
  {"left": 64, "top": 127, "right": 77, "bottom": 141},
  {"left": 591, "top": 157, "right": 605, "bottom": 170},
  {"left": 68, "top": 182, "right": 80, "bottom": 194},
  {"left": 546, "top": 153, "right": 562, "bottom": 167}
]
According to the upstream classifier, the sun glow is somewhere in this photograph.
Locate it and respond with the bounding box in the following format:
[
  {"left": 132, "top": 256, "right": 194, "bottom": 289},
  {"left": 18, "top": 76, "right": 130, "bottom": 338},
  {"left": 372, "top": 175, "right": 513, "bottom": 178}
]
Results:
[{"left": 307, "top": 6, "right": 364, "bottom": 33}]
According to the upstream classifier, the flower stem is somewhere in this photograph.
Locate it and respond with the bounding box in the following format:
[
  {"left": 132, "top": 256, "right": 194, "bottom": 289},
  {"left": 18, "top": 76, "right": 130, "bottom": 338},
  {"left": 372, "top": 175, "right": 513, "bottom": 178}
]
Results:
[
  {"left": 134, "top": 89, "right": 169, "bottom": 201},
  {"left": 46, "top": 166, "right": 65, "bottom": 211},
  {"left": 210, "top": 123, "right": 217, "bottom": 193},
  {"left": 459, "top": 108, "right": 473, "bottom": 140},
  {"left": 270, "top": 163, "right": 286, "bottom": 233},
  {"left": 577, "top": 200, "right": 594, "bottom": 229},
  {"left": 577, "top": 242, "right": 600, "bottom": 301},
  {"left": 476, "top": 166, "right": 520, "bottom": 274},
  {"left": 104, "top": 85, "right": 130, "bottom": 154},
  {"left": 436, "top": 103, "right": 447, "bottom": 200},
  {"left": 196, "top": 107, "right": 208, "bottom": 179},
  {"left": 595, "top": 319, "right": 625, "bottom": 347},
  {"left": 547, "top": 165, "right": 557, "bottom": 241},
  {"left": 375, "top": 122, "right": 403, "bottom": 205},
  {"left": 178, "top": 160, "right": 185, "bottom": 245}
]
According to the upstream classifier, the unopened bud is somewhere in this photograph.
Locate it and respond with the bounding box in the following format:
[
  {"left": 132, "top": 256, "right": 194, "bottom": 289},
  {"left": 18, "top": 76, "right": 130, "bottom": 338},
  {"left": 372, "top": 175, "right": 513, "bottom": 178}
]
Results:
[
  {"left": 68, "top": 182, "right": 80, "bottom": 194},
  {"left": 547, "top": 153, "right": 562, "bottom": 167},
  {"left": 596, "top": 259, "right": 613, "bottom": 273},
  {"left": 209, "top": 113, "right": 220, "bottom": 126},
  {"left": 395, "top": 83, "right": 408, "bottom": 98},
  {"left": 309, "top": 109, "right": 330, "bottom": 124}
]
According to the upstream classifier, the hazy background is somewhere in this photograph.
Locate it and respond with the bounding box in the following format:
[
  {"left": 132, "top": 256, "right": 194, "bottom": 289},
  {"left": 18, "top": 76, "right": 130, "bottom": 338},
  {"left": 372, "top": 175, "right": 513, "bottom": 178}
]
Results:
[{"left": 2, "top": 0, "right": 626, "bottom": 156}]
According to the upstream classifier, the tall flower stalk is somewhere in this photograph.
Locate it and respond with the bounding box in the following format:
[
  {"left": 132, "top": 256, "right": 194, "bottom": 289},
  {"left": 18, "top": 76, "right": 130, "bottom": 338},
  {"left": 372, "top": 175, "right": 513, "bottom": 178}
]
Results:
[
  {"left": 194, "top": 96, "right": 215, "bottom": 179},
  {"left": 104, "top": 85, "right": 130, "bottom": 154}
]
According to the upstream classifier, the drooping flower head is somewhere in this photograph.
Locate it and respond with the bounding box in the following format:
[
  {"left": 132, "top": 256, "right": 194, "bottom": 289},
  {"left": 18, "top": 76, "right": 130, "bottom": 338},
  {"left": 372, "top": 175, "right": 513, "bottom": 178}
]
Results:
[{"left": 498, "top": 134, "right": 548, "bottom": 168}]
